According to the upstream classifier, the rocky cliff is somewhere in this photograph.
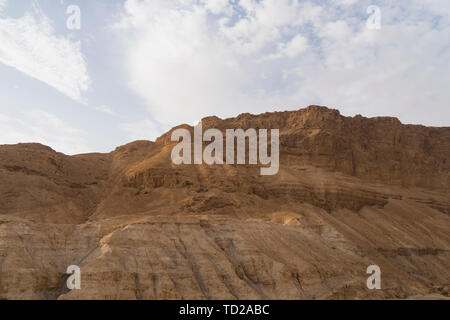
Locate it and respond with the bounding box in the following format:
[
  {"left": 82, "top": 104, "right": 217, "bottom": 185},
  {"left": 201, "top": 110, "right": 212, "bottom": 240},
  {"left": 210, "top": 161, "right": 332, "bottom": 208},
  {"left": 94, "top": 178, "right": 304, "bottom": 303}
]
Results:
[{"left": 0, "top": 106, "right": 449, "bottom": 300}]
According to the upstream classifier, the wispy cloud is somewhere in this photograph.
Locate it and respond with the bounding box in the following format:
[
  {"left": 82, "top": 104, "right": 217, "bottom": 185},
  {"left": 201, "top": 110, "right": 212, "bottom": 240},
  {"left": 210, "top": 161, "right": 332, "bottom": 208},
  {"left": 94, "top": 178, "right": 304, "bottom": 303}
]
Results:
[
  {"left": 0, "top": 0, "right": 7, "bottom": 13},
  {"left": 0, "top": 110, "right": 90, "bottom": 155},
  {"left": 95, "top": 105, "right": 117, "bottom": 116},
  {"left": 120, "top": 118, "right": 167, "bottom": 142},
  {"left": 0, "top": 6, "right": 91, "bottom": 104}
]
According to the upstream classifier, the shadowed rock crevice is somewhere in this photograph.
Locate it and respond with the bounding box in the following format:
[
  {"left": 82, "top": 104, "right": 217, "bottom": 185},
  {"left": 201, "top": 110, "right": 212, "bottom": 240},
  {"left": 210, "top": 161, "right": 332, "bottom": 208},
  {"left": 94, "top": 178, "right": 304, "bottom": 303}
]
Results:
[{"left": 0, "top": 106, "right": 449, "bottom": 300}]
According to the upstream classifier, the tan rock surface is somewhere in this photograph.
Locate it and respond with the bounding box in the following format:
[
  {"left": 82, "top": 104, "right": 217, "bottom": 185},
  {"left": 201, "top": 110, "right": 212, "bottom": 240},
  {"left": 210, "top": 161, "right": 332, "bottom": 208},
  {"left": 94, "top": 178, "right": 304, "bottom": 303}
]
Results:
[{"left": 0, "top": 106, "right": 449, "bottom": 300}]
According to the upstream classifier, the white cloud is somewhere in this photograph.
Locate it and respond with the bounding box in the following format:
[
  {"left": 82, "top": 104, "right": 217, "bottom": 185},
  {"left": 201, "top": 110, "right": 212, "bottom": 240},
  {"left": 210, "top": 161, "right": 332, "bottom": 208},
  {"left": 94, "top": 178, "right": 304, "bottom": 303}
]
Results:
[
  {"left": 0, "top": 110, "right": 90, "bottom": 155},
  {"left": 120, "top": 119, "right": 166, "bottom": 142},
  {"left": 116, "top": 0, "right": 450, "bottom": 127},
  {"left": 267, "top": 34, "right": 309, "bottom": 60},
  {"left": 0, "top": 7, "right": 91, "bottom": 104},
  {"left": 332, "top": 0, "right": 358, "bottom": 6},
  {"left": 95, "top": 105, "right": 117, "bottom": 116},
  {"left": 117, "top": 0, "right": 313, "bottom": 126},
  {"left": 200, "top": 0, "right": 233, "bottom": 16},
  {"left": 319, "top": 20, "right": 353, "bottom": 40},
  {"left": 0, "top": 0, "right": 7, "bottom": 13}
]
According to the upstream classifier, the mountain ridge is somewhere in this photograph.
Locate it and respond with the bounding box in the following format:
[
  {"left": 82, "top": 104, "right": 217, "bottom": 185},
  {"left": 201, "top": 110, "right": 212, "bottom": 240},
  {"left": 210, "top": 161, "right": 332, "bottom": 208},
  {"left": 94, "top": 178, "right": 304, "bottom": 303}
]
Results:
[{"left": 0, "top": 105, "right": 449, "bottom": 300}]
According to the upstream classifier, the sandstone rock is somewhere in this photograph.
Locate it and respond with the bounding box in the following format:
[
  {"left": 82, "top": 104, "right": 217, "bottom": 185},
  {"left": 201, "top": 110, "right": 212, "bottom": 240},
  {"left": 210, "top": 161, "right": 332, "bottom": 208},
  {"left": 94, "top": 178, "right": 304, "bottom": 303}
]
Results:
[{"left": 0, "top": 106, "right": 449, "bottom": 300}]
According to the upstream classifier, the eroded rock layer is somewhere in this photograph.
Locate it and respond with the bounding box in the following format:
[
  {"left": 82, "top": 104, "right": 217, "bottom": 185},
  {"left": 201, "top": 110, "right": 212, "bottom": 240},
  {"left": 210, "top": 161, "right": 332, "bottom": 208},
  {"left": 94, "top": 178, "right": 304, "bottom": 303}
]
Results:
[{"left": 0, "top": 106, "right": 449, "bottom": 300}]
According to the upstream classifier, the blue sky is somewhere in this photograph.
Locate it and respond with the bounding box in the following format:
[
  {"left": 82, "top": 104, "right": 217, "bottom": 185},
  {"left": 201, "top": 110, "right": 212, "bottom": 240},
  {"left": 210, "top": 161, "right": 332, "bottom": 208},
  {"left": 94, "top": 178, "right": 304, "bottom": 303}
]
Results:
[{"left": 0, "top": 0, "right": 449, "bottom": 154}]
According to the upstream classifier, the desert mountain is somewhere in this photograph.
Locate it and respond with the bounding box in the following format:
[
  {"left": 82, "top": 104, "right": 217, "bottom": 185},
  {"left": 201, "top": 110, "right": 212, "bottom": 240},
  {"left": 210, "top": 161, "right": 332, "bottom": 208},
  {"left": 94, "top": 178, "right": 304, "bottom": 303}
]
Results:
[{"left": 0, "top": 105, "right": 449, "bottom": 299}]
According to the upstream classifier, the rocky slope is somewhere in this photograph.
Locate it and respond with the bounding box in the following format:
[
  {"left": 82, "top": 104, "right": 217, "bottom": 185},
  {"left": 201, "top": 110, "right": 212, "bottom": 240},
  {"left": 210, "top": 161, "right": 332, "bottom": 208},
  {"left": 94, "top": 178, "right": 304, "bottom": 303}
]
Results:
[{"left": 0, "top": 106, "right": 449, "bottom": 300}]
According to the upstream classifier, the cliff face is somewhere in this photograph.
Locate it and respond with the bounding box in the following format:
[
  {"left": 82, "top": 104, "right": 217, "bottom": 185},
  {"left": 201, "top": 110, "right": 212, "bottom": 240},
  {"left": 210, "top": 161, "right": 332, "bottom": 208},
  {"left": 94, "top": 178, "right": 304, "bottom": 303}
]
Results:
[{"left": 0, "top": 106, "right": 449, "bottom": 300}]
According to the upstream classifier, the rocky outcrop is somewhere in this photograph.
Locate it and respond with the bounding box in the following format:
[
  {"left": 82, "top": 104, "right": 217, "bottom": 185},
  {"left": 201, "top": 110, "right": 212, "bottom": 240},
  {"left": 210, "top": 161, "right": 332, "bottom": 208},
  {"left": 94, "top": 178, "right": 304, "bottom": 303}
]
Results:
[{"left": 0, "top": 106, "right": 449, "bottom": 300}]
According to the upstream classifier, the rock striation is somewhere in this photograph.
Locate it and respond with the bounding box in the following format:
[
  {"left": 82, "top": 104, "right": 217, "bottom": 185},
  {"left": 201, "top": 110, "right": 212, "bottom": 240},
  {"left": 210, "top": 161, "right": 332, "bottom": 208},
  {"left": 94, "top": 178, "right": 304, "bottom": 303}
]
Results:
[{"left": 0, "top": 106, "right": 449, "bottom": 300}]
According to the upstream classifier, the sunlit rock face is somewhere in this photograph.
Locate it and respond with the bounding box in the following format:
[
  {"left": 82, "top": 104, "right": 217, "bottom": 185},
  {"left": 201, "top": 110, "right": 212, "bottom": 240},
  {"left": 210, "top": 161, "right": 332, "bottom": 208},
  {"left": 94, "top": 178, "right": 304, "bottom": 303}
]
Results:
[{"left": 0, "top": 106, "right": 449, "bottom": 300}]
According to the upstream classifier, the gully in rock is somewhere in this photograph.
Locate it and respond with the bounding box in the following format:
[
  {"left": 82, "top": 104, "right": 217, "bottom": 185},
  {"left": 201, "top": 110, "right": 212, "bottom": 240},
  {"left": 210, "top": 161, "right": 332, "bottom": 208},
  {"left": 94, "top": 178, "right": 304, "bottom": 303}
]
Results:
[{"left": 171, "top": 121, "right": 280, "bottom": 176}]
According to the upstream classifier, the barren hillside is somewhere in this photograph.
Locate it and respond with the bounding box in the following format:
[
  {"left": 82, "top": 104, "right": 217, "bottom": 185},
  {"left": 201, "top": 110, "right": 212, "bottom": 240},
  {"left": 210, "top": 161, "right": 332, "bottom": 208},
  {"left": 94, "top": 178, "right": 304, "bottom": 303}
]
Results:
[{"left": 0, "top": 106, "right": 449, "bottom": 300}]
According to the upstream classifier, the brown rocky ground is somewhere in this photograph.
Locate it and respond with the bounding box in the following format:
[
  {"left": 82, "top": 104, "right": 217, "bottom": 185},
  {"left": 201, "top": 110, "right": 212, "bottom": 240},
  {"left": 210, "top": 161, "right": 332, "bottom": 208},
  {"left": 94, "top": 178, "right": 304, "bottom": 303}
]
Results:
[{"left": 0, "top": 105, "right": 449, "bottom": 300}]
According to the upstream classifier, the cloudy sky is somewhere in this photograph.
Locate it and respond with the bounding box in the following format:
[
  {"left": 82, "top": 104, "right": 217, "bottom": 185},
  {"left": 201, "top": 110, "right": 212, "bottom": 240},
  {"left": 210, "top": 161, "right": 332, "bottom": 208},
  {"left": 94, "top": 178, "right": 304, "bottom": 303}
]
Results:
[{"left": 0, "top": 0, "right": 448, "bottom": 154}]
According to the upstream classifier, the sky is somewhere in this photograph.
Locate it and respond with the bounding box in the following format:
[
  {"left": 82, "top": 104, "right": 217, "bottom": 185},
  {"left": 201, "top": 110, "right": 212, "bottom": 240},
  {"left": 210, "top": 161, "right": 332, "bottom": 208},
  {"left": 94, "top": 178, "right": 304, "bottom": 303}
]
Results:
[{"left": 0, "top": 0, "right": 449, "bottom": 155}]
